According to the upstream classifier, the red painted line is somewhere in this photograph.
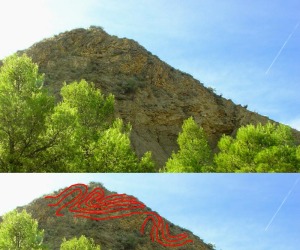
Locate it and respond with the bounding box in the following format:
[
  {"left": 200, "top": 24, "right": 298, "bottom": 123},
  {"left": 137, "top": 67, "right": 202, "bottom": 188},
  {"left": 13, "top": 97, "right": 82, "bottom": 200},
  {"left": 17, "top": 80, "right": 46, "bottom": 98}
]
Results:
[{"left": 45, "top": 183, "right": 193, "bottom": 248}]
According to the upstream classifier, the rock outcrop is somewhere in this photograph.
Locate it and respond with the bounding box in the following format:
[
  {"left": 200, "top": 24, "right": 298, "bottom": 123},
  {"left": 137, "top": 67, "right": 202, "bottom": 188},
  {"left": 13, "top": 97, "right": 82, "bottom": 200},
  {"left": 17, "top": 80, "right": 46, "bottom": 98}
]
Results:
[
  {"left": 13, "top": 182, "right": 213, "bottom": 250},
  {"left": 10, "top": 26, "right": 299, "bottom": 167}
]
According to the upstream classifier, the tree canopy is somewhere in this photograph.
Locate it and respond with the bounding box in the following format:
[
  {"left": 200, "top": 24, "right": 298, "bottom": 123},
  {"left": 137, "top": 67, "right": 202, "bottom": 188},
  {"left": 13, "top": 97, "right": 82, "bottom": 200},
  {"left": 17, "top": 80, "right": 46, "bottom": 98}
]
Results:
[
  {"left": 0, "top": 210, "right": 45, "bottom": 249},
  {"left": 60, "top": 235, "right": 101, "bottom": 250},
  {"left": 0, "top": 54, "right": 154, "bottom": 172},
  {"left": 164, "top": 119, "right": 300, "bottom": 173},
  {"left": 0, "top": 54, "right": 54, "bottom": 172},
  {"left": 214, "top": 122, "right": 300, "bottom": 172},
  {"left": 164, "top": 117, "right": 212, "bottom": 172}
]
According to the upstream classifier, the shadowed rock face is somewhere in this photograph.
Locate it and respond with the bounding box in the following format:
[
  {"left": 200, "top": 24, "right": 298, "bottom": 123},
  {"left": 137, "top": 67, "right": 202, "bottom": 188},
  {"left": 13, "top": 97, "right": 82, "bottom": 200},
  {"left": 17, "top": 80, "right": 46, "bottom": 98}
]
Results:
[{"left": 4, "top": 26, "right": 298, "bottom": 167}]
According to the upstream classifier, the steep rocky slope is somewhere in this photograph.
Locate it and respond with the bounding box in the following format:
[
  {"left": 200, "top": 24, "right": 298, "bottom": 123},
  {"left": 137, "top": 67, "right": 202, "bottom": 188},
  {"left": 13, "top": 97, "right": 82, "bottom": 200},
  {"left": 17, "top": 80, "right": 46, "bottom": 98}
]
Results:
[
  {"left": 5, "top": 26, "right": 299, "bottom": 166},
  {"left": 10, "top": 182, "right": 213, "bottom": 250}
]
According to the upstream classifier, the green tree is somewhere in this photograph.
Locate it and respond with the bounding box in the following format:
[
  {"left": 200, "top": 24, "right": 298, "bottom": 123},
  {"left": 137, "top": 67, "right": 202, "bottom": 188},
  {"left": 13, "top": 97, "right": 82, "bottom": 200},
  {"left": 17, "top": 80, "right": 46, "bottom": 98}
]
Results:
[
  {"left": 0, "top": 55, "right": 154, "bottom": 172},
  {"left": 164, "top": 117, "right": 212, "bottom": 172},
  {"left": 60, "top": 235, "right": 100, "bottom": 250},
  {"left": 45, "top": 79, "right": 115, "bottom": 172},
  {"left": 91, "top": 118, "right": 155, "bottom": 172},
  {"left": 0, "top": 54, "right": 54, "bottom": 172},
  {"left": 215, "top": 122, "right": 300, "bottom": 172},
  {"left": 0, "top": 210, "right": 45, "bottom": 249},
  {"left": 55, "top": 81, "right": 154, "bottom": 172}
]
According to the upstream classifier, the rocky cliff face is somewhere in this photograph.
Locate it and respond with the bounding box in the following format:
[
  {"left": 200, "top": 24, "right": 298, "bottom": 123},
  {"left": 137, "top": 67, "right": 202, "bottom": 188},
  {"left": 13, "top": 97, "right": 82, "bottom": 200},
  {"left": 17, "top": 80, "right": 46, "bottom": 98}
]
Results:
[
  {"left": 14, "top": 182, "right": 212, "bottom": 250},
  {"left": 12, "top": 26, "right": 299, "bottom": 167}
]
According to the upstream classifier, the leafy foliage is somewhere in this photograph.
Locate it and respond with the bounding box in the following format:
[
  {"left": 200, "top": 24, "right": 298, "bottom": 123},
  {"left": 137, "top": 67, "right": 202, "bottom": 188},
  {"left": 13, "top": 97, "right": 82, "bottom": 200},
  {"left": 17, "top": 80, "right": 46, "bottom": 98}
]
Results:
[
  {"left": 92, "top": 119, "right": 155, "bottom": 172},
  {"left": 2, "top": 54, "right": 298, "bottom": 173},
  {"left": 0, "top": 54, "right": 154, "bottom": 172},
  {"left": 164, "top": 117, "right": 212, "bottom": 172},
  {"left": 215, "top": 122, "right": 300, "bottom": 172},
  {"left": 0, "top": 210, "right": 45, "bottom": 249},
  {"left": 60, "top": 235, "right": 100, "bottom": 250},
  {"left": 0, "top": 54, "right": 54, "bottom": 172},
  {"left": 50, "top": 79, "right": 115, "bottom": 172},
  {"left": 164, "top": 119, "right": 300, "bottom": 173}
]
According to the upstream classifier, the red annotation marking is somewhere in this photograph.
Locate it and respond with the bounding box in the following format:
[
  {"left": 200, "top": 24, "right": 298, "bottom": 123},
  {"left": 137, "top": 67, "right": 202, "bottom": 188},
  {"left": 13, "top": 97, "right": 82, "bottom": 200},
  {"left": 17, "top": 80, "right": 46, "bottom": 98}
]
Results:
[{"left": 45, "top": 183, "right": 193, "bottom": 248}]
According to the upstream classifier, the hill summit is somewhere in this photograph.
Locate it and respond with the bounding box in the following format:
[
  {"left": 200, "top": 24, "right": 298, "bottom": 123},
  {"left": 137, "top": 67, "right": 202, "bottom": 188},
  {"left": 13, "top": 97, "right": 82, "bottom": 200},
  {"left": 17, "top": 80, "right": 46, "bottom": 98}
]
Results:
[
  {"left": 12, "top": 26, "right": 300, "bottom": 166},
  {"left": 11, "top": 182, "right": 214, "bottom": 250}
]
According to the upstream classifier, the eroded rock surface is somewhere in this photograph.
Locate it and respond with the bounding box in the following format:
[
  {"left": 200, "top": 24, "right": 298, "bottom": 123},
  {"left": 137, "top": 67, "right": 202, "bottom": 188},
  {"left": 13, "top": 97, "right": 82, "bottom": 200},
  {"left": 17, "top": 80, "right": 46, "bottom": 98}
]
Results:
[{"left": 7, "top": 27, "right": 298, "bottom": 167}]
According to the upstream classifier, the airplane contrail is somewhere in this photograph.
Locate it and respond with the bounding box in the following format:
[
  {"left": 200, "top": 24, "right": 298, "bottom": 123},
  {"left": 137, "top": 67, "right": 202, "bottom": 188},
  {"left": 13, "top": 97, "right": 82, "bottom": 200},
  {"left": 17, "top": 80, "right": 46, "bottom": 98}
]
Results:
[
  {"left": 265, "top": 22, "right": 299, "bottom": 75},
  {"left": 265, "top": 177, "right": 299, "bottom": 231}
]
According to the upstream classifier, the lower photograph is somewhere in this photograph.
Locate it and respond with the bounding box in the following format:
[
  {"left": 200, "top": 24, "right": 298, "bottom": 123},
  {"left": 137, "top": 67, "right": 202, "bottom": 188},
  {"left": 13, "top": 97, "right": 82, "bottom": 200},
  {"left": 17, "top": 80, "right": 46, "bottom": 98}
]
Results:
[{"left": 0, "top": 174, "right": 299, "bottom": 250}]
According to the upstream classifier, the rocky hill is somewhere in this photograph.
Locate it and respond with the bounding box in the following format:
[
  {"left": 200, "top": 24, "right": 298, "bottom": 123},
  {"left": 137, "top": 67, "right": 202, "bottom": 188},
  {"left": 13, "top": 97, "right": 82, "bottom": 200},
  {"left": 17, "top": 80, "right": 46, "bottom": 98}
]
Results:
[
  {"left": 9, "top": 182, "right": 214, "bottom": 250},
  {"left": 4, "top": 26, "right": 299, "bottom": 166}
]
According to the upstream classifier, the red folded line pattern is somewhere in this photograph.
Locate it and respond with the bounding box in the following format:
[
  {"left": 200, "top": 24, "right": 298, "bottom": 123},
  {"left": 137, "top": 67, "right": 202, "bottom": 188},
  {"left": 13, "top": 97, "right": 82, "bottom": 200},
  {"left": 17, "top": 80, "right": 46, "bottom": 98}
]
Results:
[{"left": 45, "top": 183, "right": 193, "bottom": 248}]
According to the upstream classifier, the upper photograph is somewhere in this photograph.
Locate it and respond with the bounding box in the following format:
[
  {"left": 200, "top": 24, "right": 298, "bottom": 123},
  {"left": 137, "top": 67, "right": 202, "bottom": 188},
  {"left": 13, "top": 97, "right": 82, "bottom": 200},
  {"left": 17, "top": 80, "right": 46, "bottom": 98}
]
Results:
[{"left": 0, "top": 1, "right": 299, "bottom": 172}]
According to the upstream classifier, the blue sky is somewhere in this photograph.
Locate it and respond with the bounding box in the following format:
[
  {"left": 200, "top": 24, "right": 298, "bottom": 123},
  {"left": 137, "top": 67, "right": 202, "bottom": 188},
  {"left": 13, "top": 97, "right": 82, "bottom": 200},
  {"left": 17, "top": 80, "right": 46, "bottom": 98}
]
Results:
[
  {"left": 0, "top": 174, "right": 299, "bottom": 250},
  {"left": 0, "top": 0, "right": 299, "bottom": 130}
]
